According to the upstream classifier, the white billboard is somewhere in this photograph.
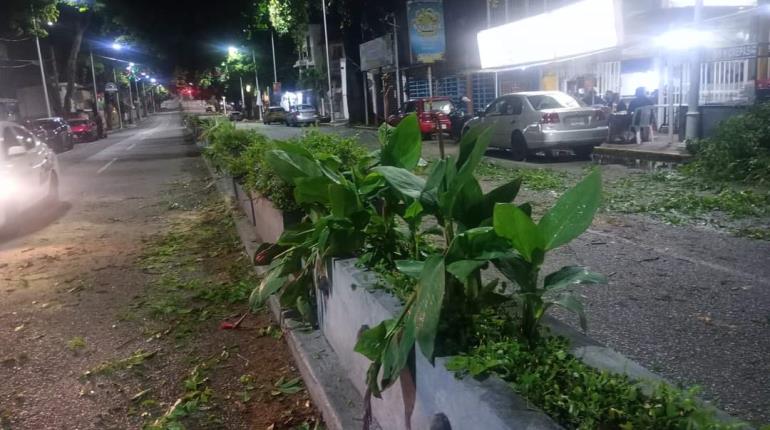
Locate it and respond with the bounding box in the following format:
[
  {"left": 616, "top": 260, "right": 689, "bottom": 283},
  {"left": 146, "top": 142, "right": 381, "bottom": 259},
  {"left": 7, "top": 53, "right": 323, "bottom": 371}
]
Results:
[
  {"left": 477, "top": 0, "right": 619, "bottom": 69},
  {"left": 360, "top": 34, "right": 394, "bottom": 71}
]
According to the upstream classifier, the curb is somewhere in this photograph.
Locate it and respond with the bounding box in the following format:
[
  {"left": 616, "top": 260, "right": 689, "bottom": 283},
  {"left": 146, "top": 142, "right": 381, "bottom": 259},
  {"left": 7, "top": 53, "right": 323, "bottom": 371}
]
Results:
[{"left": 203, "top": 158, "right": 379, "bottom": 430}]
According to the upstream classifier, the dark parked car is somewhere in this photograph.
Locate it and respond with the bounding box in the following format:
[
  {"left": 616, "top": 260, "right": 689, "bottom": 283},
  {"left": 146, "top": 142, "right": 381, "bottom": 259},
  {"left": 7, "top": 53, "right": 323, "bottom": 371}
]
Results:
[
  {"left": 263, "top": 106, "right": 287, "bottom": 124},
  {"left": 387, "top": 97, "right": 454, "bottom": 140},
  {"left": 286, "top": 105, "right": 319, "bottom": 127},
  {"left": 26, "top": 117, "right": 73, "bottom": 153},
  {"left": 68, "top": 118, "right": 99, "bottom": 142},
  {"left": 228, "top": 111, "right": 244, "bottom": 121}
]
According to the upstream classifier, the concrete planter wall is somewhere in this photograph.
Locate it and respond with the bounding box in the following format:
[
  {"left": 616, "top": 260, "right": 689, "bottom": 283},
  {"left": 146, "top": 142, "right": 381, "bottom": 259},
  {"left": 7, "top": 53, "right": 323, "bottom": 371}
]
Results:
[
  {"left": 317, "top": 258, "right": 562, "bottom": 430},
  {"left": 229, "top": 178, "right": 299, "bottom": 244}
]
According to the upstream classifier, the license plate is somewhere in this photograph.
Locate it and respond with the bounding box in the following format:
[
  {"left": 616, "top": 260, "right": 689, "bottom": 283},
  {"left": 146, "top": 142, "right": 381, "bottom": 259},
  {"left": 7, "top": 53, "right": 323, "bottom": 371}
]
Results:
[{"left": 568, "top": 117, "right": 587, "bottom": 126}]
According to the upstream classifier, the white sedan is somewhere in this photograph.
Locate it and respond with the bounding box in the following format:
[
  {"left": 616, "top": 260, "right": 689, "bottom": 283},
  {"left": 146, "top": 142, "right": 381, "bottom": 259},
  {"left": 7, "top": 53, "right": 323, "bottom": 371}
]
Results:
[{"left": 0, "top": 121, "right": 60, "bottom": 233}]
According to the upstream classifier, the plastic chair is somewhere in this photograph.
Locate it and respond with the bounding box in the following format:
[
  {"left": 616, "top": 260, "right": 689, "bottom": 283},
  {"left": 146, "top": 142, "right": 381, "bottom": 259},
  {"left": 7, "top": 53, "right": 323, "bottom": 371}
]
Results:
[{"left": 632, "top": 106, "right": 655, "bottom": 144}]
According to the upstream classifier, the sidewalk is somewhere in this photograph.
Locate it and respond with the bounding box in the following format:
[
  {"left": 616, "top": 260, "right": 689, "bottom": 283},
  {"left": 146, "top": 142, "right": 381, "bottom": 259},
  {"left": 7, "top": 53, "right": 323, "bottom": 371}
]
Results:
[{"left": 594, "top": 135, "right": 691, "bottom": 166}]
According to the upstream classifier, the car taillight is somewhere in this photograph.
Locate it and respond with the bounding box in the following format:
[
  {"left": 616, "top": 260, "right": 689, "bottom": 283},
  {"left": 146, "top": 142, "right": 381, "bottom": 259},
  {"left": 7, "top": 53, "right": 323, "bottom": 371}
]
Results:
[
  {"left": 594, "top": 110, "right": 606, "bottom": 120},
  {"left": 540, "top": 112, "right": 560, "bottom": 124}
]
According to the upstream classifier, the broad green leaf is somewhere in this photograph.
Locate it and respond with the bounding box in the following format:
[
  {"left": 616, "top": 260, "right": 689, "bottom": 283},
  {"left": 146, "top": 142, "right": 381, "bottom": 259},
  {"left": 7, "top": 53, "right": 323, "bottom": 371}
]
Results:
[
  {"left": 546, "top": 293, "right": 587, "bottom": 331},
  {"left": 403, "top": 200, "right": 424, "bottom": 222},
  {"left": 381, "top": 113, "right": 422, "bottom": 169},
  {"left": 538, "top": 169, "right": 602, "bottom": 250},
  {"left": 454, "top": 127, "right": 492, "bottom": 186},
  {"left": 294, "top": 177, "right": 332, "bottom": 204},
  {"left": 493, "top": 255, "right": 529, "bottom": 289},
  {"left": 354, "top": 320, "right": 390, "bottom": 361},
  {"left": 249, "top": 270, "right": 288, "bottom": 308},
  {"left": 456, "top": 123, "right": 486, "bottom": 168},
  {"left": 518, "top": 202, "right": 533, "bottom": 217},
  {"left": 381, "top": 322, "right": 415, "bottom": 388},
  {"left": 544, "top": 266, "right": 607, "bottom": 292},
  {"left": 474, "top": 178, "right": 522, "bottom": 223},
  {"left": 396, "top": 260, "right": 424, "bottom": 279},
  {"left": 493, "top": 203, "right": 543, "bottom": 262},
  {"left": 452, "top": 179, "right": 484, "bottom": 229},
  {"left": 447, "top": 260, "right": 486, "bottom": 282},
  {"left": 408, "top": 255, "right": 445, "bottom": 360},
  {"left": 373, "top": 166, "right": 426, "bottom": 200},
  {"left": 329, "top": 183, "right": 359, "bottom": 218},
  {"left": 447, "top": 226, "right": 512, "bottom": 262},
  {"left": 265, "top": 149, "right": 321, "bottom": 183}
]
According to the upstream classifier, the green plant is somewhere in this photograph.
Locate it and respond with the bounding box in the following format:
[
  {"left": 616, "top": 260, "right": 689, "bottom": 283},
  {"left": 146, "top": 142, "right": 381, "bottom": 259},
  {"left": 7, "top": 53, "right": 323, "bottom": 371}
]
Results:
[
  {"left": 67, "top": 336, "right": 86, "bottom": 351},
  {"left": 492, "top": 169, "right": 607, "bottom": 344},
  {"left": 686, "top": 102, "right": 770, "bottom": 183}
]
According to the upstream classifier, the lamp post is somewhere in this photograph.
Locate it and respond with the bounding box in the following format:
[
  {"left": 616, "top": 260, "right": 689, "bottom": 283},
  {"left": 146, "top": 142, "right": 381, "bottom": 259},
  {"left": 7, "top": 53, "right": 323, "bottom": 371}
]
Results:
[
  {"left": 31, "top": 16, "right": 52, "bottom": 117},
  {"left": 321, "top": 0, "right": 334, "bottom": 121},
  {"left": 271, "top": 31, "right": 278, "bottom": 84}
]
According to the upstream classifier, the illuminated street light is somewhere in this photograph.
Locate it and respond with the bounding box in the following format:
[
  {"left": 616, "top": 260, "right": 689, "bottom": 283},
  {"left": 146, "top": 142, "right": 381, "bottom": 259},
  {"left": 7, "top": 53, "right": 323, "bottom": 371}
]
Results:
[
  {"left": 112, "top": 42, "right": 122, "bottom": 50},
  {"left": 228, "top": 46, "right": 238, "bottom": 56},
  {"left": 150, "top": 78, "right": 157, "bottom": 83},
  {"left": 46, "top": 21, "right": 54, "bottom": 26}
]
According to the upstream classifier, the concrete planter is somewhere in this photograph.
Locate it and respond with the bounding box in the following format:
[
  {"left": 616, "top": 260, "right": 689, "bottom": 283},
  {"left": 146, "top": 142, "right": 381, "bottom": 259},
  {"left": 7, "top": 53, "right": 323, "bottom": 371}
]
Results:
[
  {"left": 315, "top": 259, "right": 741, "bottom": 430},
  {"left": 247, "top": 190, "right": 301, "bottom": 244},
  {"left": 317, "top": 258, "right": 561, "bottom": 430}
]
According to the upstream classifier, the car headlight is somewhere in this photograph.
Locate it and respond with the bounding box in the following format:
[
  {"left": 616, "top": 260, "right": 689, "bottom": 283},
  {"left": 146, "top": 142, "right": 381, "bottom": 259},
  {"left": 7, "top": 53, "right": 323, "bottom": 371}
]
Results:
[{"left": 0, "top": 174, "right": 21, "bottom": 201}]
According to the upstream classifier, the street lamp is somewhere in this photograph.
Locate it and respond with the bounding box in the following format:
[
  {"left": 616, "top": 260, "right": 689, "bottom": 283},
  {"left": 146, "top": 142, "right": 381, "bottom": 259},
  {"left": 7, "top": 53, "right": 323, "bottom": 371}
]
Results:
[
  {"left": 111, "top": 42, "right": 122, "bottom": 51},
  {"left": 228, "top": 46, "right": 238, "bottom": 56}
]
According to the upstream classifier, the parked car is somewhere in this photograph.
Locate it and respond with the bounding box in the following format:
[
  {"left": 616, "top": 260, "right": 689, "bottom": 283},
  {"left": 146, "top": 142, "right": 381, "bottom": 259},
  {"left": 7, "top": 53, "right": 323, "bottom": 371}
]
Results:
[
  {"left": 388, "top": 97, "right": 454, "bottom": 140},
  {"left": 68, "top": 118, "right": 99, "bottom": 142},
  {"left": 0, "top": 121, "right": 60, "bottom": 233},
  {"left": 462, "top": 91, "right": 609, "bottom": 160},
  {"left": 26, "top": 117, "right": 73, "bottom": 153},
  {"left": 263, "top": 106, "right": 287, "bottom": 124},
  {"left": 286, "top": 105, "right": 319, "bottom": 127},
  {"left": 228, "top": 111, "right": 244, "bottom": 121}
]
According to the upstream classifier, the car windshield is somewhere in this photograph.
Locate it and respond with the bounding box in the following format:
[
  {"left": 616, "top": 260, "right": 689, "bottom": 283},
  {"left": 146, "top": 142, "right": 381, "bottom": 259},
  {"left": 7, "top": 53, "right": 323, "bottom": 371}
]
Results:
[
  {"left": 297, "top": 105, "right": 314, "bottom": 111},
  {"left": 527, "top": 93, "right": 581, "bottom": 110},
  {"left": 423, "top": 99, "right": 453, "bottom": 114},
  {"left": 32, "top": 120, "right": 58, "bottom": 130},
  {"left": 270, "top": 108, "right": 283, "bottom": 112},
  {"left": 69, "top": 120, "right": 88, "bottom": 126}
]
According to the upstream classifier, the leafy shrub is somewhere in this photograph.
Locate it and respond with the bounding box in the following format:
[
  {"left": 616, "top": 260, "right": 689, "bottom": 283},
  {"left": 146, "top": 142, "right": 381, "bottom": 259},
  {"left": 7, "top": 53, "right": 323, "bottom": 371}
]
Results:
[
  {"left": 686, "top": 103, "right": 770, "bottom": 183},
  {"left": 447, "top": 336, "right": 742, "bottom": 430}
]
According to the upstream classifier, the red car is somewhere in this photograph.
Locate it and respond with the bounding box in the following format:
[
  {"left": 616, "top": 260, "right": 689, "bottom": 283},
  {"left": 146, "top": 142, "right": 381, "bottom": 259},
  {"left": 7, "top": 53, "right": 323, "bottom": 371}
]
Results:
[
  {"left": 387, "top": 97, "right": 454, "bottom": 140},
  {"left": 68, "top": 118, "right": 98, "bottom": 142}
]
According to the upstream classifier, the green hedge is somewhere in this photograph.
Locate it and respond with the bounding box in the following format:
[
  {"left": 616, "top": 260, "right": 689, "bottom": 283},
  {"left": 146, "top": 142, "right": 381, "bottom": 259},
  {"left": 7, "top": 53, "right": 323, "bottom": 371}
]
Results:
[{"left": 200, "top": 120, "right": 368, "bottom": 211}]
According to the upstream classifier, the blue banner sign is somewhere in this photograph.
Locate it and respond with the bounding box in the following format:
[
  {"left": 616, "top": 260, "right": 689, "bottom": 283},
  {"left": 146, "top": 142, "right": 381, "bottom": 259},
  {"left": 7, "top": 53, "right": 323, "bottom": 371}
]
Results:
[{"left": 407, "top": 0, "right": 446, "bottom": 64}]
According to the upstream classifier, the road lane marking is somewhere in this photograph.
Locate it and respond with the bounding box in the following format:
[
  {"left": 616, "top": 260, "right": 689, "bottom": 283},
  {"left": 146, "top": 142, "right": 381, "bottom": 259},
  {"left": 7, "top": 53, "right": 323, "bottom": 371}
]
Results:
[{"left": 97, "top": 157, "right": 118, "bottom": 174}]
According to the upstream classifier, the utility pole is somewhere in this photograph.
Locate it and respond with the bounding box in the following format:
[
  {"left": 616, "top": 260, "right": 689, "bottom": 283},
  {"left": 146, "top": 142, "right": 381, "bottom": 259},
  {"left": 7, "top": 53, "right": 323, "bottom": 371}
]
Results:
[
  {"left": 133, "top": 78, "right": 142, "bottom": 118},
  {"left": 252, "top": 49, "right": 262, "bottom": 119},
  {"left": 90, "top": 50, "right": 99, "bottom": 112},
  {"left": 113, "top": 68, "right": 123, "bottom": 129},
  {"left": 140, "top": 79, "right": 147, "bottom": 116},
  {"left": 321, "top": 0, "right": 335, "bottom": 121},
  {"left": 32, "top": 16, "right": 52, "bottom": 117},
  {"left": 239, "top": 75, "right": 246, "bottom": 113},
  {"left": 685, "top": 0, "right": 703, "bottom": 140},
  {"left": 127, "top": 74, "right": 134, "bottom": 124},
  {"left": 388, "top": 14, "right": 402, "bottom": 107},
  {"left": 271, "top": 31, "right": 278, "bottom": 84}
]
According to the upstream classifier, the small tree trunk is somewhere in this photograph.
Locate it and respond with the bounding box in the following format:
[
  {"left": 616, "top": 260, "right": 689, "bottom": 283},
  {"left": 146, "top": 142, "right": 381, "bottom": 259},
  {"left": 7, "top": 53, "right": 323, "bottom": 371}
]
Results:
[{"left": 47, "top": 45, "right": 63, "bottom": 116}]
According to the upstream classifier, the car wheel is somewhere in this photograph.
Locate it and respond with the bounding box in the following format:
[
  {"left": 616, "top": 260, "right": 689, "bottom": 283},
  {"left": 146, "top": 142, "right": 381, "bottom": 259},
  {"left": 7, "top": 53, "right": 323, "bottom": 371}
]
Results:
[
  {"left": 573, "top": 146, "right": 595, "bottom": 160},
  {"left": 421, "top": 132, "right": 432, "bottom": 141},
  {"left": 510, "top": 132, "right": 528, "bottom": 161}
]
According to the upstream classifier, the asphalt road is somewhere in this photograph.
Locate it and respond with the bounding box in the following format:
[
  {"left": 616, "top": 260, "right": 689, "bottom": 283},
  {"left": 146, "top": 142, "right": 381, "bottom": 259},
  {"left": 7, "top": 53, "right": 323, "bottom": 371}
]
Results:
[{"left": 2, "top": 114, "right": 768, "bottom": 425}]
